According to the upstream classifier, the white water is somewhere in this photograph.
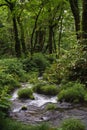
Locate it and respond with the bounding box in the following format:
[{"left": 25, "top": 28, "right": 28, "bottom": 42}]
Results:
[
  {"left": 29, "top": 93, "right": 57, "bottom": 107},
  {"left": 10, "top": 83, "right": 57, "bottom": 112}
]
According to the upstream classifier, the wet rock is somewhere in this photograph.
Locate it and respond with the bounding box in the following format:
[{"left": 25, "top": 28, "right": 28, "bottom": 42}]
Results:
[{"left": 21, "top": 106, "right": 27, "bottom": 111}]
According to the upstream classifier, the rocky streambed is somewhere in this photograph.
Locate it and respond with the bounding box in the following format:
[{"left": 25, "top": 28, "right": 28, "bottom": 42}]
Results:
[{"left": 9, "top": 83, "right": 87, "bottom": 129}]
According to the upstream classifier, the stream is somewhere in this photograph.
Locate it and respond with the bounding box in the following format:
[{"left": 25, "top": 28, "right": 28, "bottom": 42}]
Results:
[{"left": 10, "top": 83, "right": 87, "bottom": 128}]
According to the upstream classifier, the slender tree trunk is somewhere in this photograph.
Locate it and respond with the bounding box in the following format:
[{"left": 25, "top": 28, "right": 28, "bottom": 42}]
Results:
[
  {"left": 53, "top": 29, "right": 56, "bottom": 53},
  {"left": 17, "top": 18, "right": 26, "bottom": 55},
  {"left": 13, "top": 16, "right": 21, "bottom": 57},
  {"left": 69, "top": 0, "right": 80, "bottom": 40},
  {"left": 30, "top": 8, "right": 42, "bottom": 55},
  {"left": 82, "top": 0, "right": 87, "bottom": 50},
  {"left": 48, "top": 25, "right": 53, "bottom": 54}
]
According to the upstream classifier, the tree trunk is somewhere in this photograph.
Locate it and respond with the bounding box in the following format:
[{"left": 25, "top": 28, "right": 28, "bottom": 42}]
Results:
[
  {"left": 82, "top": 0, "right": 87, "bottom": 50},
  {"left": 69, "top": 0, "right": 80, "bottom": 40},
  {"left": 13, "top": 16, "right": 21, "bottom": 57},
  {"left": 48, "top": 25, "right": 53, "bottom": 54},
  {"left": 17, "top": 18, "right": 26, "bottom": 55}
]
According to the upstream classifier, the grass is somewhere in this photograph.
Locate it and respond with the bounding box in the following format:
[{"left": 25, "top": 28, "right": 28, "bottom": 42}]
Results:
[
  {"left": 33, "top": 83, "right": 58, "bottom": 95},
  {"left": 18, "top": 88, "right": 34, "bottom": 99},
  {"left": 58, "top": 82, "right": 86, "bottom": 103},
  {"left": 46, "top": 103, "right": 57, "bottom": 110},
  {"left": 0, "top": 117, "right": 85, "bottom": 130},
  {"left": 60, "top": 118, "right": 85, "bottom": 130},
  {"left": 0, "top": 118, "right": 51, "bottom": 130}
]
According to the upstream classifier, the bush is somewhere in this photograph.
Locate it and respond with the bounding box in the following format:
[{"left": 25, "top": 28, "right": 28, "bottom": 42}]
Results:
[
  {"left": 33, "top": 83, "right": 58, "bottom": 95},
  {"left": 68, "top": 59, "right": 87, "bottom": 85},
  {"left": 0, "top": 72, "right": 21, "bottom": 91},
  {"left": 60, "top": 118, "right": 85, "bottom": 130},
  {"left": 18, "top": 88, "right": 34, "bottom": 99},
  {"left": 0, "top": 58, "right": 27, "bottom": 82},
  {"left": 28, "top": 72, "right": 39, "bottom": 84},
  {"left": 22, "top": 53, "right": 50, "bottom": 73},
  {"left": 45, "top": 54, "right": 56, "bottom": 63},
  {"left": 58, "top": 82, "right": 86, "bottom": 103}
]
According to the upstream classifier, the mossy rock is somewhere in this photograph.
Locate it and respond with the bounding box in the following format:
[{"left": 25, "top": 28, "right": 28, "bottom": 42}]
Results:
[
  {"left": 46, "top": 103, "right": 57, "bottom": 110},
  {"left": 21, "top": 106, "right": 27, "bottom": 110}
]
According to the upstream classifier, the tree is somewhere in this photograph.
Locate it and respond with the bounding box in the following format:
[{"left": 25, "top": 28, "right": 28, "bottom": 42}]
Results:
[{"left": 69, "top": 0, "right": 87, "bottom": 50}]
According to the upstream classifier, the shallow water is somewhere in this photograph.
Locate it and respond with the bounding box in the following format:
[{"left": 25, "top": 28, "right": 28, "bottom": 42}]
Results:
[{"left": 10, "top": 83, "right": 87, "bottom": 129}]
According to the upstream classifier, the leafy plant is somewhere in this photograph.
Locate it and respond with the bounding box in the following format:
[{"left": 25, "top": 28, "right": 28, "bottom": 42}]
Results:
[
  {"left": 33, "top": 83, "right": 58, "bottom": 95},
  {"left": 60, "top": 118, "right": 85, "bottom": 130},
  {"left": 0, "top": 72, "right": 21, "bottom": 91},
  {"left": 18, "top": 88, "right": 34, "bottom": 99},
  {"left": 58, "top": 82, "right": 86, "bottom": 103},
  {"left": 22, "top": 53, "right": 50, "bottom": 73}
]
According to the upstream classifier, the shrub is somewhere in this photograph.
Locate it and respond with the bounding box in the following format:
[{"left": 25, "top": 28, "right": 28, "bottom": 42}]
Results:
[
  {"left": 33, "top": 83, "right": 58, "bottom": 95},
  {"left": 41, "top": 85, "right": 58, "bottom": 95},
  {"left": 5, "top": 62, "right": 26, "bottom": 82},
  {"left": 18, "top": 88, "right": 34, "bottom": 99},
  {"left": 0, "top": 85, "right": 11, "bottom": 115},
  {"left": 0, "top": 58, "right": 27, "bottom": 82},
  {"left": 68, "top": 58, "right": 87, "bottom": 85},
  {"left": 28, "top": 72, "right": 39, "bottom": 84},
  {"left": 58, "top": 82, "right": 86, "bottom": 103},
  {"left": 60, "top": 118, "right": 85, "bottom": 130},
  {"left": 0, "top": 72, "right": 21, "bottom": 91},
  {"left": 45, "top": 54, "right": 56, "bottom": 63},
  {"left": 22, "top": 53, "right": 50, "bottom": 73}
]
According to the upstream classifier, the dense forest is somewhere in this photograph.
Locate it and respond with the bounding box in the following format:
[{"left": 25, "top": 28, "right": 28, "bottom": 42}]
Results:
[{"left": 0, "top": 0, "right": 87, "bottom": 130}]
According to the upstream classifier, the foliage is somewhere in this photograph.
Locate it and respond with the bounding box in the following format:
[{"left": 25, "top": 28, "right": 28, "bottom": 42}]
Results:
[
  {"left": 0, "top": 85, "right": 10, "bottom": 113},
  {"left": 0, "top": 58, "right": 27, "bottom": 82},
  {"left": 33, "top": 83, "right": 58, "bottom": 95},
  {"left": 58, "top": 82, "right": 86, "bottom": 103},
  {"left": 18, "top": 88, "right": 34, "bottom": 99},
  {"left": 60, "top": 118, "right": 85, "bottom": 130},
  {"left": 28, "top": 72, "right": 39, "bottom": 84},
  {"left": 0, "top": 72, "right": 21, "bottom": 91},
  {"left": 68, "top": 58, "right": 87, "bottom": 85},
  {"left": 45, "top": 54, "right": 57, "bottom": 63},
  {"left": 22, "top": 53, "right": 50, "bottom": 73},
  {"left": 43, "top": 45, "right": 83, "bottom": 84},
  {"left": 0, "top": 118, "right": 50, "bottom": 130}
]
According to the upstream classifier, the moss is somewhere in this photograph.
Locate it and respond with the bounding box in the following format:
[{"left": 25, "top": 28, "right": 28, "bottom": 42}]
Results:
[{"left": 46, "top": 103, "right": 57, "bottom": 110}]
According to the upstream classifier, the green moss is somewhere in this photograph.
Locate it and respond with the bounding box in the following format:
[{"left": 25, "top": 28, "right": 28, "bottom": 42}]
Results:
[
  {"left": 18, "top": 88, "right": 34, "bottom": 99},
  {"left": 46, "top": 103, "right": 57, "bottom": 110}
]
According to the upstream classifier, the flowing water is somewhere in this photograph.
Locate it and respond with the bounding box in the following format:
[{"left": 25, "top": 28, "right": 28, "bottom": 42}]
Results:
[{"left": 10, "top": 83, "right": 87, "bottom": 129}]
